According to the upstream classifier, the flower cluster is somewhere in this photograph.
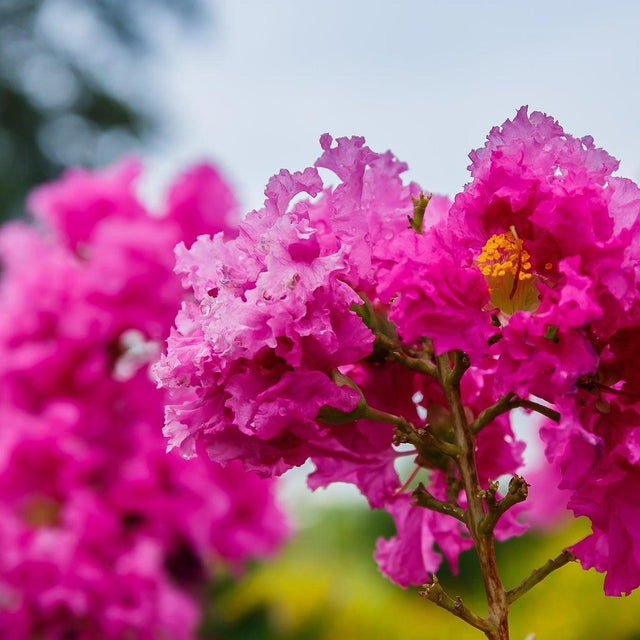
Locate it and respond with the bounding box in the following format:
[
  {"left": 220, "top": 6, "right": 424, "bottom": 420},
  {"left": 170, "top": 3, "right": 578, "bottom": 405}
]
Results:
[
  {"left": 158, "top": 108, "right": 640, "bottom": 598},
  {"left": 447, "top": 109, "right": 640, "bottom": 596},
  {"left": 0, "top": 161, "right": 288, "bottom": 638}
]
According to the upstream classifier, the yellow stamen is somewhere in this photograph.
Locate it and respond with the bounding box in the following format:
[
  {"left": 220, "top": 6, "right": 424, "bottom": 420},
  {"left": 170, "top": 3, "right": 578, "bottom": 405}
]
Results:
[
  {"left": 478, "top": 231, "right": 540, "bottom": 314},
  {"left": 21, "top": 495, "right": 60, "bottom": 527}
]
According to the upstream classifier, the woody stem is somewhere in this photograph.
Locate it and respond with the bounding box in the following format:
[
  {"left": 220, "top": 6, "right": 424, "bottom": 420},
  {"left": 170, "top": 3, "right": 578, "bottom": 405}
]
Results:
[{"left": 436, "top": 351, "right": 510, "bottom": 640}]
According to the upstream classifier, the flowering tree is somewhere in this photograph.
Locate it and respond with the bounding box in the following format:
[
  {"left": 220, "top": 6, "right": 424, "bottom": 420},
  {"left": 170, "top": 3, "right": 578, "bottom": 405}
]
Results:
[
  {"left": 157, "top": 108, "right": 640, "bottom": 639},
  {"left": 0, "top": 161, "right": 288, "bottom": 638}
]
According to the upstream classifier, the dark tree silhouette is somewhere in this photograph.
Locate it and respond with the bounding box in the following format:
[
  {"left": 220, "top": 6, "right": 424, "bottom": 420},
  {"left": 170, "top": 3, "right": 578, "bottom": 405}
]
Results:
[{"left": 0, "top": 0, "right": 201, "bottom": 221}]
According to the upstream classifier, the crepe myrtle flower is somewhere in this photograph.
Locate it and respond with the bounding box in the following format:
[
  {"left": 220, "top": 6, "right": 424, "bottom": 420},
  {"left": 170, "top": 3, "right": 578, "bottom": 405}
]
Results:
[
  {"left": 0, "top": 159, "right": 288, "bottom": 639},
  {"left": 158, "top": 107, "right": 640, "bottom": 639}
]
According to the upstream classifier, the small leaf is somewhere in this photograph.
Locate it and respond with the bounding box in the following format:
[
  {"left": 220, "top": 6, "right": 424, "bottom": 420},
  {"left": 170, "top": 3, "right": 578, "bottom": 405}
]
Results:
[
  {"left": 408, "top": 193, "right": 432, "bottom": 235},
  {"left": 544, "top": 324, "right": 559, "bottom": 343}
]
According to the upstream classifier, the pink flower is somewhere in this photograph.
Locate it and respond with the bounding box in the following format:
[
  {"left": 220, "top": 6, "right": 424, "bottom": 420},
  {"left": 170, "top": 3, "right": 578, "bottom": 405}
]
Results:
[
  {"left": 159, "top": 111, "right": 640, "bottom": 596},
  {"left": 0, "top": 160, "right": 288, "bottom": 637},
  {"left": 157, "top": 138, "right": 411, "bottom": 476},
  {"left": 374, "top": 494, "right": 448, "bottom": 588},
  {"left": 164, "top": 162, "right": 239, "bottom": 247},
  {"left": 27, "top": 160, "right": 145, "bottom": 251}
]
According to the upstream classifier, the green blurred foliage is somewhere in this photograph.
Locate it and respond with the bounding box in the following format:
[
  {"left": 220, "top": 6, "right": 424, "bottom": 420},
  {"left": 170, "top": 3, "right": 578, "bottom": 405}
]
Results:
[
  {"left": 0, "top": 0, "right": 200, "bottom": 221},
  {"left": 207, "top": 506, "right": 640, "bottom": 640}
]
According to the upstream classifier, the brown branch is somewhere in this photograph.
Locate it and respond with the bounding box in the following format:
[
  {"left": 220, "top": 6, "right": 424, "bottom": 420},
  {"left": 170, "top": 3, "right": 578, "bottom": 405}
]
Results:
[
  {"left": 471, "top": 394, "right": 560, "bottom": 436},
  {"left": 374, "top": 333, "right": 438, "bottom": 377},
  {"left": 480, "top": 476, "right": 529, "bottom": 534},
  {"left": 471, "top": 393, "right": 518, "bottom": 435},
  {"left": 419, "top": 576, "right": 492, "bottom": 634},
  {"left": 436, "top": 353, "right": 509, "bottom": 639},
  {"left": 445, "top": 463, "right": 463, "bottom": 505},
  {"left": 412, "top": 483, "right": 467, "bottom": 523},
  {"left": 516, "top": 399, "right": 560, "bottom": 423},
  {"left": 364, "top": 405, "right": 460, "bottom": 457},
  {"left": 447, "top": 350, "right": 471, "bottom": 386},
  {"left": 506, "top": 550, "right": 576, "bottom": 604}
]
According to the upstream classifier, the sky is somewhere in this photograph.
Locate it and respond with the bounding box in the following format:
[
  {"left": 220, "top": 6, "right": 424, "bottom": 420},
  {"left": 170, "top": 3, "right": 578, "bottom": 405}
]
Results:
[{"left": 146, "top": 0, "right": 640, "bottom": 211}]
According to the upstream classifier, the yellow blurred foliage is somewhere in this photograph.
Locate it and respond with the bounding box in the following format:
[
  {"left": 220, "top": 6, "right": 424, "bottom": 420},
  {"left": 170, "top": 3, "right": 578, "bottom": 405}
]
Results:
[{"left": 217, "top": 511, "right": 640, "bottom": 640}]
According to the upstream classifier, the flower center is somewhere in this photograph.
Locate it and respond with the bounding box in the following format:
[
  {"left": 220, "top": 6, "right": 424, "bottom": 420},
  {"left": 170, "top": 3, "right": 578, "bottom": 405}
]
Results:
[
  {"left": 478, "top": 229, "right": 540, "bottom": 314},
  {"left": 21, "top": 495, "right": 61, "bottom": 527}
]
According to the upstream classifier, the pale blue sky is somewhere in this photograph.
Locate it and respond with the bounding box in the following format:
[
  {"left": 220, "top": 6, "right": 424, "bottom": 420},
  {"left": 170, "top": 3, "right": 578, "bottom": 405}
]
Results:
[{"left": 146, "top": 0, "right": 640, "bottom": 210}]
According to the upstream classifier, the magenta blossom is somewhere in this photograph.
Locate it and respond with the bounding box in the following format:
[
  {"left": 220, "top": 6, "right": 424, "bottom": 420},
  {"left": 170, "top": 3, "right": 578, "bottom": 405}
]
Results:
[
  {"left": 0, "top": 160, "right": 288, "bottom": 638},
  {"left": 156, "top": 129, "right": 567, "bottom": 591},
  {"left": 159, "top": 109, "right": 640, "bottom": 603}
]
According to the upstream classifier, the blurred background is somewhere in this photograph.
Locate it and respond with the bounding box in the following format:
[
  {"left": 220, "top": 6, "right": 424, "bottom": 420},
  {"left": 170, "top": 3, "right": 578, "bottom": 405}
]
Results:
[{"left": 2, "top": 1, "right": 640, "bottom": 638}]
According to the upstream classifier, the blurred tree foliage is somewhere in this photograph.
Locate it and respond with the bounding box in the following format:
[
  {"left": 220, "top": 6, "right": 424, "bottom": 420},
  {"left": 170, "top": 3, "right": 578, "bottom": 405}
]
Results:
[{"left": 0, "top": 0, "right": 200, "bottom": 221}]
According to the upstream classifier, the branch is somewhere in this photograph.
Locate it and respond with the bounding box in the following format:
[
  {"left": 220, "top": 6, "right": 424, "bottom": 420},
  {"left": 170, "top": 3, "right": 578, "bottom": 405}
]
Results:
[
  {"left": 448, "top": 350, "right": 471, "bottom": 386},
  {"left": 445, "top": 464, "right": 462, "bottom": 505},
  {"left": 471, "top": 394, "right": 560, "bottom": 436},
  {"left": 471, "top": 393, "right": 517, "bottom": 435},
  {"left": 374, "top": 333, "right": 438, "bottom": 377},
  {"left": 436, "top": 353, "right": 509, "bottom": 638},
  {"left": 408, "top": 192, "right": 432, "bottom": 234},
  {"left": 364, "top": 405, "right": 460, "bottom": 457},
  {"left": 412, "top": 483, "right": 467, "bottom": 523},
  {"left": 516, "top": 399, "right": 560, "bottom": 423},
  {"left": 480, "top": 475, "right": 529, "bottom": 534},
  {"left": 506, "top": 549, "right": 576, "bottom": 604},
  {"left": 419, "top": 576, "right": 492, "bottom": 634}
]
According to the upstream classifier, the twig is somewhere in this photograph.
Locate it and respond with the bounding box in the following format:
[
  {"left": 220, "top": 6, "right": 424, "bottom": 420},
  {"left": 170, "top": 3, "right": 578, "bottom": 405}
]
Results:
[
  {"left": 471, "top": 393, "right": 518, "bottom": 435},
  {"left": 419, "top": 576, "right": 493, "bottom": 634},
  {"left": 395, "top": 464, "right": 422, "bottom": 494},
  {"left": 374, "top": 333, "right": 438, "bottom": 377},
  {"left": 448, "top": 350, "right": 471, "bottom": 386},
  {"left": 364, "top": 405, "right": 460, "bottom": 457},
  {"left": 480, "top": 476, "right": 529, "bottom": 534},
  {"left": 436, "top": 353, "right": 509, "bottom": 639},
  {"left": 471, "top": 394, "right": 560, "bottom": 435},
  {"left": 516, "top": 399, "right": 560, "bottom": 423},
  {"left": 506, "top": 550, "right": 576, "bottom": 604},
  {"left": 408, "top": 192, "right": 432, "bottom": 234},
  {"left": 412, "top": 483, "right": 467, "bottom": 523}
]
